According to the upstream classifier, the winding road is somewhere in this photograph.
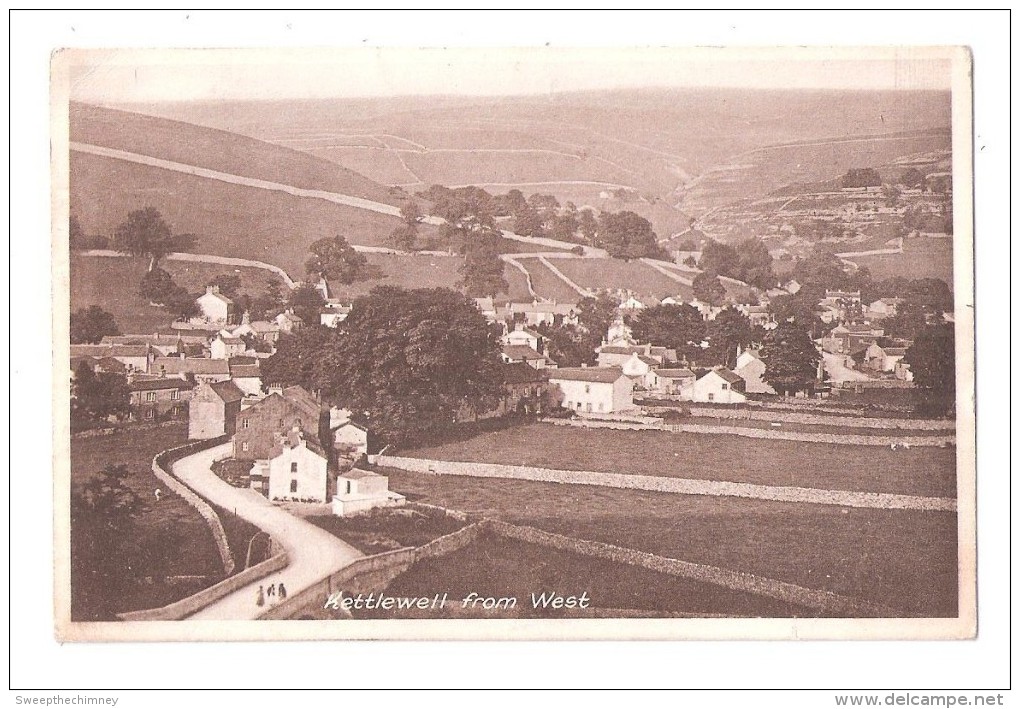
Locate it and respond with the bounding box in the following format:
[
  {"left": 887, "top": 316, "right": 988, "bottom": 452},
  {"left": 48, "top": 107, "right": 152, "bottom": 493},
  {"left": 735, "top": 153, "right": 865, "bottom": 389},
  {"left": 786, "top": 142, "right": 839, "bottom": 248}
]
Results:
[{"left": 171, "top": 443, "right": 362, "bottom": 620}]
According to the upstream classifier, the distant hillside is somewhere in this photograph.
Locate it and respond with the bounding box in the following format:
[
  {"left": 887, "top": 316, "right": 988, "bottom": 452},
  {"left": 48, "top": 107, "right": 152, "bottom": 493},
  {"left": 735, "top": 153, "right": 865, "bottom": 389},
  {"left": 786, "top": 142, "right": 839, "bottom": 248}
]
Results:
[
  {"left": 70, "top": 102, "right": 404, "bottom": 207},
  {"left": 120, "top": 88, "right": 951, "bottom": 237},
  {"left": 69, "top": 151, "right": 415, "bottom": 275}
]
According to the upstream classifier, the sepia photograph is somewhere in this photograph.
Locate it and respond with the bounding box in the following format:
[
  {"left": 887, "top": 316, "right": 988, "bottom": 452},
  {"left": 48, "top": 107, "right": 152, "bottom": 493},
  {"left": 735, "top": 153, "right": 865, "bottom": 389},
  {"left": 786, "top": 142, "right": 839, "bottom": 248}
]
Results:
[{"left": 48, "top": 43, "right": 977, "bottom": 644}]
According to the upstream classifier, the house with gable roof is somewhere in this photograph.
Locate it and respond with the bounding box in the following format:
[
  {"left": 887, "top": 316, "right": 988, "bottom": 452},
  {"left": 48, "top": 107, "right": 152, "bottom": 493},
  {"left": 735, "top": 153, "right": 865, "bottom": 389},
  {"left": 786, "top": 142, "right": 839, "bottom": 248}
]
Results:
[
  {"left": 196, "top": 285, "right": 235, "bottom": 324},
  {"left": 682, "top": 367, "right": 748, "bottom": 404},
  {"left": 188, "top": 379, "right": 244, "bottom": 439},
  {"left": 233, "top": 385, "right": 329, "bottom": 461},
  {"left": 548, "top": 366, "right": 633, "bottom": 414}
]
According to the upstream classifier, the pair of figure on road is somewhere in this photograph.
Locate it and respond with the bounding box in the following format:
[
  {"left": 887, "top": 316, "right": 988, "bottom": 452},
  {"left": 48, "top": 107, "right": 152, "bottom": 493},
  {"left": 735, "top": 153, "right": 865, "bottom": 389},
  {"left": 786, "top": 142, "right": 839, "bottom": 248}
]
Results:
[{"left": 256, "top": 582, "right": 287, "bottom": 607}]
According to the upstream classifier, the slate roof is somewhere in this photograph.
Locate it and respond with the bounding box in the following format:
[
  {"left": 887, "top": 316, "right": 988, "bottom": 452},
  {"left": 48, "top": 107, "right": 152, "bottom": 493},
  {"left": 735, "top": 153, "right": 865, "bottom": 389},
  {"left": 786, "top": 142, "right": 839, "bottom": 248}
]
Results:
[
  {"left": 711, "top": 368, "right": 744, "bottom": 385},
  {"left": 207, "top": 379, "right": 245, "bottom": 403},
  {"left": 127, "top": 378, "right": 194, "bottom": 392},
  {"left": 500, "top": 361, "right": 549, "bottom": 385},
  {"left": 548, "top": 367, "right": 625, "bottom": 384},
  {"left": 157, "top": 358, "right": 230, "bottom": 376},
  {"left": 653, "top": 368, "right": 696, "bottom": 379},
  {"left": 502, "top": 345, "right": 546, "bottom": 361}
]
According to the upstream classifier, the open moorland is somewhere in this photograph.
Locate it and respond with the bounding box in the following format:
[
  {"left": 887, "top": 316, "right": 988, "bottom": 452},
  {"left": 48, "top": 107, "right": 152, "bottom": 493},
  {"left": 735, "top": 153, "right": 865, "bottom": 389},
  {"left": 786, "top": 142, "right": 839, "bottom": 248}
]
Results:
[
  {"left": 382, "top": 471, "right": 958, "bottom": 617},
  {"left": 401, "top": 422, "right": 957, "bottom": 498}
]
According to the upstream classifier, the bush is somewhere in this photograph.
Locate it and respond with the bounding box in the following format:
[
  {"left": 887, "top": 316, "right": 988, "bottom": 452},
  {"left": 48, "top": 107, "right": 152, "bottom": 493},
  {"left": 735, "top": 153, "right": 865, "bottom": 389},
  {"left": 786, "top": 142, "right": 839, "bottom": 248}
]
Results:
[{"left": 660, "top": 407, "right": 691, "bottom": 422}]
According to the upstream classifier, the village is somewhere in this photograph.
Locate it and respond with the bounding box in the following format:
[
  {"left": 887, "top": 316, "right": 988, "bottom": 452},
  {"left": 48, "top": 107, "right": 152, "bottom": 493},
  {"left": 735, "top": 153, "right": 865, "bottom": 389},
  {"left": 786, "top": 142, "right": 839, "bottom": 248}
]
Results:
[{"left": 70, "top": 257, "right": 954, "bottom": 528}]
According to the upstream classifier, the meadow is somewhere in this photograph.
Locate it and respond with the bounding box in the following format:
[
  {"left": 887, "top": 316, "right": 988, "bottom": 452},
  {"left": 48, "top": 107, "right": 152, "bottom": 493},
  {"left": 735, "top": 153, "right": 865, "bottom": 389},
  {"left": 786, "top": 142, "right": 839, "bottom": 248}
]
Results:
[
  {"left": 402, "top": 422, "right": 957, "bottom": 498},
  {"left": 383, "top": 471, "right": 958, "bottom": 617}
]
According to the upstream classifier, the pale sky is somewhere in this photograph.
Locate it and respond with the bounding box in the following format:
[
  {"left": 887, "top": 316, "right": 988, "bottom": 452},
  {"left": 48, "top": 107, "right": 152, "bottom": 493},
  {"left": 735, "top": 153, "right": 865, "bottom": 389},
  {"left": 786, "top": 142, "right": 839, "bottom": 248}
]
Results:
[{"left": 66, "top": 46, "right": 956, "bottom": 103}]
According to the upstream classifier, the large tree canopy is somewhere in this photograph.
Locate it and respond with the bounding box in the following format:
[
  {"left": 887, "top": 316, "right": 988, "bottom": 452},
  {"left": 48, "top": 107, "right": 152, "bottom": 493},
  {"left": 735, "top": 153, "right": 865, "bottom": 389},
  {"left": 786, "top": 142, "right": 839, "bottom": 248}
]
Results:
[
  {"left": 705, "top": 307, "right": 756, "bottom": 368},
  {"left": 597, "top": 211, "right": 660, "bottom": 260},
  {"left": 459, "top": 233, "right": 509, "bottom": 298},
  {"left": 71, "top": 363, "right": 130, "bottom": 427},
  {"left": 758, "top": 320, "right": 820, "bottom": 396},
  {"left": 692, "top": 270, "right": 727, "bottom": 306},
  {"left": 70, "top": 306, "right": 120, "bottom": 344},
  {"left": 112, "top": 207, "right": 178, "bottom": 270},
  {"left": 903, "top": 322, "right": 956, "bottom": 416},
  {"left": 627, "top": 303, "right": 706, "bottom": 361},
  {"left": 264, "top": 287, "right": 505, "bottom": 446},
  {"left": 305, "top": 235, "right": 369, "bottom": 284}
]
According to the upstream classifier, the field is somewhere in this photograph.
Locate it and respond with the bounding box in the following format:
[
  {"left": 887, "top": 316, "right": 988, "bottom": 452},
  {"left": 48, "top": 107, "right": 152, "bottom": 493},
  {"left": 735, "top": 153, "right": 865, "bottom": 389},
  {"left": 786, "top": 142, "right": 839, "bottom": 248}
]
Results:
[
  {"left": 70, "top": 103, "right": 401, "bottom": 205},
  {"left": 552, "top": 258, "right": 691, "bottom": 301},
  {"left": 70, "top": 151, "right": 406, "bottom": 274},
  {"left": 307, "top": 506, "right": 466, "bottom": 555},
  {"left": 402, "top": 422, "right": 957, "bottom": 498},
  {"left": 69, "top": 253, "right": 289, "bottom": 333},
  {"left": 360, "top": 530, "right": 810, "bottom": 619},
  {"left": 512, "top": 257, "right": 587, "bottom": 303},
  {"left": 846, "top": 237, "right": 955, "bottom": 284},
  {"left": 69, "top": 424, "right": 223, "bottom": 619},
  {"left": 383, "top": 472, "right": 958, "bottom": 617}
]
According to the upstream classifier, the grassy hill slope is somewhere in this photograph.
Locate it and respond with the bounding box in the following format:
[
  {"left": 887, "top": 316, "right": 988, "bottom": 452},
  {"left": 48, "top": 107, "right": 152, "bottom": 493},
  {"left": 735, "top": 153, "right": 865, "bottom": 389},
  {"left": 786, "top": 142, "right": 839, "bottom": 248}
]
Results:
[{"left": 70, "top": 102, "right": 404, "bottom": 206}]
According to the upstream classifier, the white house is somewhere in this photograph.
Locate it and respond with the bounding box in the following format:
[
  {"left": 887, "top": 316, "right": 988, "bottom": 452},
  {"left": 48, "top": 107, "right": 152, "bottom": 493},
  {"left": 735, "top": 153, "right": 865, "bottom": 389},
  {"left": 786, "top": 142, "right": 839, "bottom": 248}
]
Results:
[
  {"left": 275, "top": 309, "right": 305, "bottom": 334},
  {"left": 620, "top": 351, "right": 656, "bottom": 386},
  {"left": 548, "top": 367, "right": 633, "bottom": 414},
  {"left": 682, "top": 368, "right": 747, "bottom": 404},
  {"left": 332, "top": 468, "right": 406, "bottom": 517},
  {"left": 210, "top": 333, "right": 246, "bottom": 360},
  {"left": 734, "top": 350, "right": 776, "bottom": 395},
  {"left": 867, "top": 298, "right": 904, "bottom": 319},
  {"left": 605, "top": 318, "right": 634, "bottom": 346},
  {"left": 503, "top": 325, "right": 543, "bottom": 352},
  {"left": 228, "top": 363, "right": 263, "bottom": 397},
  {"left": 647, "top": 368, "right": 696, "bottom": 394},
  {"left": 333, "top": 420, "right": 369, "bottom": 460},
  {"left": 251, "top": 428, "right": 329, "bottom": 503},
  {"left": 320, "top": 303, "right": 352, "bottom": 328},
  {"left": 196, "top": 286, "right": 234, "bottom": 324}
]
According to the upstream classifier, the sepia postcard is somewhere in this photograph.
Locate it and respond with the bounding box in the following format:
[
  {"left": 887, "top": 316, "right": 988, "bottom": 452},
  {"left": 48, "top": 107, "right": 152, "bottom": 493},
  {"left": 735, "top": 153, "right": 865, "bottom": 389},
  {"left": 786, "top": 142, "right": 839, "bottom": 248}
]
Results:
[{"left": 52, "top": 45, "right": 975, "bottom": 642}]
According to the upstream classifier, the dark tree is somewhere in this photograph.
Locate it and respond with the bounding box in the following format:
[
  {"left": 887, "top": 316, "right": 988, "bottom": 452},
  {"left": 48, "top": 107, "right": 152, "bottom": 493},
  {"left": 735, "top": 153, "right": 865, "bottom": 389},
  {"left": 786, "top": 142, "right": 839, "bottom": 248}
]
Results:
[
  {"left": 735, "top": 238, "right": 776, "bottom": 289},
  {"left": 692, "top": 270, "right": 727, "bottom": 306},
  {"left": 70, "top": 464, "right": 144, "bottom": 620},
  {"left": 535, "top": 322, "right": 597, "bottom": 368},
  {"left": 705, "top": 307, "right": 755, "bottom": 368},
  {"left": 305, "top": 235, "right": 369, "bottom": 284},
  {"left": 208, "top": 273, "right": 242, "bottom": 299},
  {"left": 628, "top": 303, "right": 706, "bottom": 361},
  {"left": 597, "top": 211, "right": 659, "bottom": 260},
  {"left": 901, "top": 167, "right": 925, "bottom": 188},
  {"left": 699, "top": 240, "right": 740, "bottom": 280},
  {"left": 261, "top": 326, "right": 338, "bottom": 392},
  {"left": 758, "top": 320, "right": 820, "bottom": 396},
  {"left": 577, "top": 209, "right": 598, "bottom": 246},
  {"left": 459, "top": 233, "right": 509, "bottom": 297},
  {"left": 71, "top": 363, "right": 131, "bottom": 427},
  {"left": 550, "top": 212, "right": 580, "bottom": 243},
  {"left": 793, "top": 246, "right": 851, "bottom": 289},
  {"left": 250, "top": 279, "right": 285, "bottom": 320},
  {"left": 113, "top": 207, "right": 177, "bottom": 271},
  {"left": 512, "top": 206, "right": 545, "bottom": 238},
  {"left": 287, "top": 283, "right": 327, "bottom": 326},
  {"left": 165, "top": 286, "right": 200, "bottom": 320},
  {"left": 268, "top": 287, "right": 504, "bottom": 446},
  {"left": 902, "top": 322, "right": 956, "bottom": 416},
  {"left": 576, "top": 293, "right": 620, "bottom": 340},
  {"left": 70, "top": 306, "right": 120, "bottom": 344},
  {"left": 138, "top": 267, "right": 178, "bottom": 305},
  {"left": 389, "top": 223, "right": 418, "bottom": 252},
  {"left": 400, "top": 200, "right": 424, "bottom": 225}
]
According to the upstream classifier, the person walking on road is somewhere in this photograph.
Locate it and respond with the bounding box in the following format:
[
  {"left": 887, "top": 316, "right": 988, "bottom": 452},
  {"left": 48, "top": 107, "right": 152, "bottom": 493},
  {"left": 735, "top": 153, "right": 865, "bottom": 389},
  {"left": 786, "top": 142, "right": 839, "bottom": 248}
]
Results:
[
  {"left": 278, "top": 583, "right": 287, "bottom": 600},
  {"left": 267, "top": 583, "right": 276, "bottom": 598},
  {"left": 256, "top": 585, "right": 265, "bottom": 607}
]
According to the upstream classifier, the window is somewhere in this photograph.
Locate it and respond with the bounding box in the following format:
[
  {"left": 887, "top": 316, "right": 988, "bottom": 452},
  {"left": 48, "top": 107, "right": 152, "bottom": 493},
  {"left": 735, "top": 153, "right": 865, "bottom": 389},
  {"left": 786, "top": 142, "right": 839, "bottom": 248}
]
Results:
[
  {"left": 170, "top": 390, "right": 180, "bottom": 400},
  {"left": 145, "top": 392, "right": 157, "bottom": 402},
  {"left": 722, "top": 383, "right": 729, "bottom": 390},
  {"left": 290, "top": 462, "right": 298, "bottom": 473},
  {"left": 290, "top": 480, "right": 298, "bottom": 493},
  {"left": 145, "top": 409, "right": 154, "bottom": 419},
  {"left": 584, "top": 384, "right": 591, "bottom": 394},
  {"left": 708, "top": 393, "right": 715, "bottom": 401},
  {"left": 241, "top": 441, "right": 249, "bottom": 452},
  {"left": 242, "top": 418, "right": 249, "bottom": 429}
]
